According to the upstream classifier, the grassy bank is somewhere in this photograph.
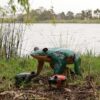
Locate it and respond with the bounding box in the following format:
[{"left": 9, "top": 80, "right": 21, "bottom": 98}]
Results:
[
  {"left": 1, "top": 18, "right": 100, "bottom": 23},
  {"left": 81, "top": 55, "right": 100, "bottom": 85},
  {"left": 0, "top": 58, "right": 36, "bottom": 90},
  {"left": 0, "top": 55, "right": 100, "bottom": 90},
  {"left": 35, "top": 19, "right": 100, "bottom": 24}
]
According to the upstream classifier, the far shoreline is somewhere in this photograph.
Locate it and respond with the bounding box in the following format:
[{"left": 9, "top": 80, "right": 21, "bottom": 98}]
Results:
[{"left": 0, "top": 19, "right": 100, "bottom": 24}]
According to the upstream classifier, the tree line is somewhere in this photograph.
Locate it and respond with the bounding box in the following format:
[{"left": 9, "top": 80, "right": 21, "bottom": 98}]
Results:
[
  {"left": 0, "top": 0, "right": 100, "bottom": 23},
  {"left": 16, "top": 7, "right": 100, "bottom": 23}
]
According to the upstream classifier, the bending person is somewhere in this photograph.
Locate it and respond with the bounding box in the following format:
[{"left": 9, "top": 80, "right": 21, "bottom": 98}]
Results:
[{"left": 31, "top": 47, "right": 82, "bottom": 76}]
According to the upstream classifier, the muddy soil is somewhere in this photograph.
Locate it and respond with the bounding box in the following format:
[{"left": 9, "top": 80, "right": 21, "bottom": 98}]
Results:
[{"left": 0, "top": 76, "right": 100, "bottom": 100}]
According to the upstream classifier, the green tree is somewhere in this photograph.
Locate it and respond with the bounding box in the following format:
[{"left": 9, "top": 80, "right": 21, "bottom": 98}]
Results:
[
  {"left": 94, "top": 9, "right": 100, "bottom": 19},
  {"left": 38, "top": 10, "right": 53, "bottom": 21},
  {"left": 81, "top": 10, "right": 86, "bottom": 20},
  {"left": 57, "top": 12, "right": 66, "bottom": 20},
  {"left": 66, "top": 11, "right": 74, "bottom": 20},
  {"left": 75, "top": 13, "right": 82, "bottom": 19},
  {"left": 86, "top": 10, "right": 92, "bottom": 19},
  {"left": 29, "top": 9, "right": 40, "bottom": 22},
  {"left": 81, "top": 10, "right": 92, "bottom": 20}
]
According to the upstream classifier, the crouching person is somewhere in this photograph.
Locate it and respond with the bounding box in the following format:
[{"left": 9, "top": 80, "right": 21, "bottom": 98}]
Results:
[{"left": 31, "top": 47, "right": 82, "bottom": 77}]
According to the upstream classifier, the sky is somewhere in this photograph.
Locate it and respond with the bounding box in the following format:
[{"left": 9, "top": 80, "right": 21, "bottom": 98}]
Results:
[{"left": 0, "top": 0, "right": 100, "bottom": 13}]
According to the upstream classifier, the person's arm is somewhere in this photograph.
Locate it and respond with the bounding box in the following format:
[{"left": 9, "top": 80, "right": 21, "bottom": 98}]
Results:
[
  {"left": 36, "top": 60, "right": 44, "bottom": 76},
  {"left": 74, "top": 54, "right": 82, "bottom": 76}
]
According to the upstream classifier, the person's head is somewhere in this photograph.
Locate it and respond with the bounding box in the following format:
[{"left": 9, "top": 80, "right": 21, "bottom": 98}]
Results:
[
  {"left": 31, "top": 47, "right": 48, "bottom": 58},
  {"left": 34, "top": 47, "right": 39, "bottom": 51}
]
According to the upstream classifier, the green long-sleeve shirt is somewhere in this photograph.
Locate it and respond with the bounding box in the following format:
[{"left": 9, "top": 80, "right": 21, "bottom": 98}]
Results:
[{"left": 31, "top": 48, "right": 81, "bottom": 75}]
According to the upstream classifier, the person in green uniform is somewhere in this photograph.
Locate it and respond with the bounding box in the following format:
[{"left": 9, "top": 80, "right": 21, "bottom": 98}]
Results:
[{"left": 31, "top": 47, "right": 82, "bottom": 77}]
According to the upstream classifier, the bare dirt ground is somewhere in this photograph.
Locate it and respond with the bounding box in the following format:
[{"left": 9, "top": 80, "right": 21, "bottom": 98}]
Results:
[{"left": 0, "top": 76, "right": 100, "bottom": 100}]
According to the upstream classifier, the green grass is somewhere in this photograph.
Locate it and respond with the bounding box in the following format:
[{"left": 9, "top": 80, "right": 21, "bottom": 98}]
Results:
[
  {"left": 1, "top": 18, "right": 100, "bottom": 23},
  {"left": 0, "top": 58, "right": 37, "bottom": 90},
  {"left": 26, "top": 19, "right": 100, "bottom": 24},
  {"left": 81, "top": 55, "right": 100, "bottom": 85},
  {"left": 0, "top": 58, "right": 36, "bottom": 78},
  {"left": 0, "top": 55, "right": 100, "bottom": 90}
]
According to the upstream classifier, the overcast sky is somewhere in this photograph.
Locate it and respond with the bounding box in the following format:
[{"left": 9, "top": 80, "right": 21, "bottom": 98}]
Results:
[{"left": 0, "top": 0, "right": 100, "bottom": 13}]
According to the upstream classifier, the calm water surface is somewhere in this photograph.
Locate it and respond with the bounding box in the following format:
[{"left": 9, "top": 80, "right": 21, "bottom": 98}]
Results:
[{"left": 22, "top": 24, "right": 100, "bottom": 55}]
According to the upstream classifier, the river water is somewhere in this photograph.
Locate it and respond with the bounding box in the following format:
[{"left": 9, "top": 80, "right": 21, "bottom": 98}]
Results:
[{"left": 21, "top": 24, "right": 100, "bottom": 55}]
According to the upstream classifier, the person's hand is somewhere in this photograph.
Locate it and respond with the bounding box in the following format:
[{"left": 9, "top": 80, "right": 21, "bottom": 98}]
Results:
[
  {"left": 25, "top": 72, "right": 37, "bottom": 83},
  {"left": 31, "top": 71, "right": 38, "bottom": 77}
]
